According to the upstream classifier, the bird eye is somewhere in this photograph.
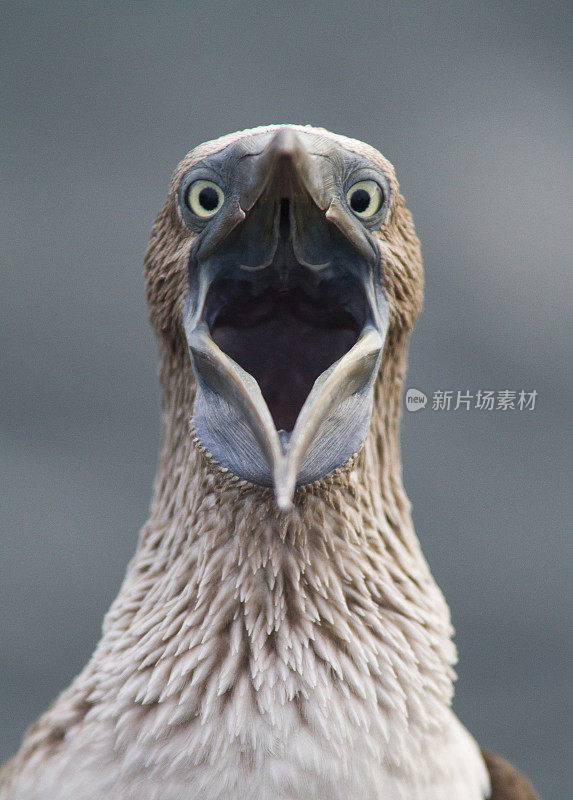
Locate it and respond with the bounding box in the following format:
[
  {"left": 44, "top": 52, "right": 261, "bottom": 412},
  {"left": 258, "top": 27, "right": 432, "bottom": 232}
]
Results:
[
  {"left": 185, "top": 180, "right": 225, "bottom": 218},
  {"left": 346, "top": 180, "right": 384, "bottom": 219}
]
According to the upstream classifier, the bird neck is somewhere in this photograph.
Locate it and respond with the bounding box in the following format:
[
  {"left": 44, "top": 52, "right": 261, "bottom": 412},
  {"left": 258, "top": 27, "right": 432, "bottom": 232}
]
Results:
[{"left": 93, "top": 341, "right": 457, "bottom": 743}]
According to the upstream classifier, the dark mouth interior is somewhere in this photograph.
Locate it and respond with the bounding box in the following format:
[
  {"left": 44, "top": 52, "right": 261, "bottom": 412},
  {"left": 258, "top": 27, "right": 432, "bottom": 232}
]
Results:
[{"left": 208, "top": 278, "right": 365, "bottom": 432}]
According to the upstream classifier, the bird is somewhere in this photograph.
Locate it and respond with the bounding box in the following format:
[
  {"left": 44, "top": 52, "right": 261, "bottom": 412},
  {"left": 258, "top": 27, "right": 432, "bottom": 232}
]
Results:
[{"left": 0, "top": 125, "right": 539, "bottom": 800}]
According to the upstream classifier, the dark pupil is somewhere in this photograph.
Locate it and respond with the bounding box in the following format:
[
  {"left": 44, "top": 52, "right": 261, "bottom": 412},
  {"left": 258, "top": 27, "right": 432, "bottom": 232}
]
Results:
[
  {"left": 350, "top": 188, "right": 371, "bottom": 213},
  {"left": 198, "top": 186, "right": 219, "bottom": 211}
]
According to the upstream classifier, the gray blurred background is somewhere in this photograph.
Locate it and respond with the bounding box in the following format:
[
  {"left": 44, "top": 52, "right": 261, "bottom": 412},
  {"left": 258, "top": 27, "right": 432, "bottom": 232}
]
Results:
[{"left": 1, "top": 2, "right": 571, "bottom": 797}]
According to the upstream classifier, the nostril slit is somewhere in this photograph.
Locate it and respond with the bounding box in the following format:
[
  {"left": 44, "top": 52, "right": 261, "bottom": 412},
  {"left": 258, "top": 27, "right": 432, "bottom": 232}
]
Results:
[{"left": 279, "top": 198, "right": 290, "bottom": 240}]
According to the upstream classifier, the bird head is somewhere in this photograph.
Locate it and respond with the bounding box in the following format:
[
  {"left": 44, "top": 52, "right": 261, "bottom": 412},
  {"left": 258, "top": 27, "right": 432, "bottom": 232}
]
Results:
[{"left": 145, "top": 125, "right": 423, "bottom": 509}]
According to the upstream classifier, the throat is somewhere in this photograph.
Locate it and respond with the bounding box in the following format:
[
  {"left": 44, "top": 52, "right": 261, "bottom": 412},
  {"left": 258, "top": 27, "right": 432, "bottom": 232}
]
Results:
[
  {"left": 208, "top": 282, "right": 361, "bottom": 433},
  {"left": 96, "top": 447, "right": 457, "bottom": 751},
  {"left": 211, "top": 297, "right": 357, "bottom": 431}
]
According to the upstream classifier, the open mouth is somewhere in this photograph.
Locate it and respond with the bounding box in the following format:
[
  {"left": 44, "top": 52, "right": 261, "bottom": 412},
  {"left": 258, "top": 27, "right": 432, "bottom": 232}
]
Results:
[
  {"left": 210, "top": 284, "right": 361, "bottom": 432},
  {"left": 205, "top": 202, "right": 368, "bottom": 434},
  {"left": 181, "top": 127, "right": 389, "bottom": 507}
]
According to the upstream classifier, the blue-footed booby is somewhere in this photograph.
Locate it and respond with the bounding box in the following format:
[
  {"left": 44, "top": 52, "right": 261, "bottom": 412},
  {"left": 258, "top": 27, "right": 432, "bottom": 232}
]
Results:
[{"left": 0, "top": 125, "right": 538, "bottom": 800}]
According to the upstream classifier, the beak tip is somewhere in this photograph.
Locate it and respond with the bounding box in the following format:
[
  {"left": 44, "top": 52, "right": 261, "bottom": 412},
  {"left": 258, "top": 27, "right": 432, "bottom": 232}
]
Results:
[
  {"left": 276, "top": 495, "right": 293, "bottom": 512},
  {"left": 275, "top": 482, "right": 294, "bottom": 511},
  {"left": 274, "top": 462, "right": 296, "bottom": 511}
]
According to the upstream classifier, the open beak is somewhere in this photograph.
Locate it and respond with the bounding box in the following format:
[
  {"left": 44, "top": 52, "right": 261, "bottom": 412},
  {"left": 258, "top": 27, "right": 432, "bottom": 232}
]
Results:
[{"left": 182, "top": 128, "right": 389, "bottom": 509}]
